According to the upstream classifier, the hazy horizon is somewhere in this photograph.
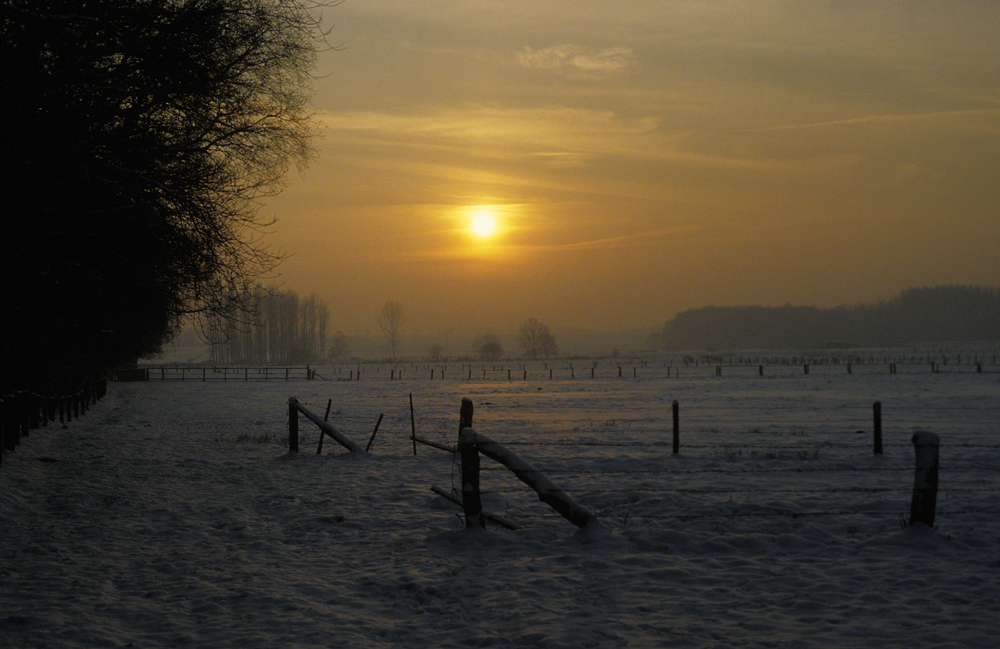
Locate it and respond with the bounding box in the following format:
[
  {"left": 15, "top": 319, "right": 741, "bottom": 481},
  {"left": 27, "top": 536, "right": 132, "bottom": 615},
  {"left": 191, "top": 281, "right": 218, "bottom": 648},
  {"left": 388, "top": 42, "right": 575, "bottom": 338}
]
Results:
[{"left": 257, "top": 1, "right": 1000, "bottom": 337}]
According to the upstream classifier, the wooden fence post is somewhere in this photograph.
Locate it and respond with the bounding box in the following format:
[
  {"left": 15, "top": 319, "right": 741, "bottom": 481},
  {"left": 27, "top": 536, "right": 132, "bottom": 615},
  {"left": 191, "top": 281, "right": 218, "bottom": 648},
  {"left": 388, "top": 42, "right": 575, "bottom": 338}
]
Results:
[
  {"left": 909, "top": 431, "right": 940, "bottom": 527},
  {"left": 316, "top": 399, "right": 332, "bottom": 455},
  {"left": 1, "top": 396, "right": 13, "bottom": 452},
  {"left": 17, "top": 392, "right": 30, "bottom": 439},
  {"left": 366, "top": 414, "right": 384, "bottom": 453},
  {"left": 287, "top": 397, "right": 299, "bottom": 453},
  {"left": 458, "top": 398, "right": 483, "bottom": 529},
  {"left": 672, "top": 400, "right": 680, "bottom": 454},
  {"left": 410, "top": 393, "right": 417, "bottom": 456},
  {"left": 460, "top": 397, "right": 474, "bottom": 431},
  {"left": 873, "top": 401, "right": 883, "bottom": 455},
  {"left": 458, "top": 428, "right": 483, "bottom": 529}
]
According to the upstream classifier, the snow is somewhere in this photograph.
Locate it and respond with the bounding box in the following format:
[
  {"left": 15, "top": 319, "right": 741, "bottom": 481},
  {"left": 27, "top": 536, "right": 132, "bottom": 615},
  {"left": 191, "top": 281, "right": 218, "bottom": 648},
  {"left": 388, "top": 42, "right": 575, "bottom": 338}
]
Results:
[{"left": 2, "top": 361, "right": 999, "bottom": 648}]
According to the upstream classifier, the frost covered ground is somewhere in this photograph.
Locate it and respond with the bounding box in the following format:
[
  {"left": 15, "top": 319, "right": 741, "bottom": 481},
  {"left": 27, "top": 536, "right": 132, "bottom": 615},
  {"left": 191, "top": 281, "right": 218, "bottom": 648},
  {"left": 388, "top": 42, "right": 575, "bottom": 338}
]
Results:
[{"left": 2, "top": 359, "right": 999, "bottom": 648}]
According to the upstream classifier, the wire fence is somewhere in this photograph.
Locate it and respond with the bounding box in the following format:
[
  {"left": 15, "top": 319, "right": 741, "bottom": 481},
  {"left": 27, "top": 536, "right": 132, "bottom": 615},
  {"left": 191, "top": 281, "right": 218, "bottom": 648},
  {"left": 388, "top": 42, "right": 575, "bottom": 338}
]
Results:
[{"left": 315, "top": 391, "right": 999, "bottom": 530}]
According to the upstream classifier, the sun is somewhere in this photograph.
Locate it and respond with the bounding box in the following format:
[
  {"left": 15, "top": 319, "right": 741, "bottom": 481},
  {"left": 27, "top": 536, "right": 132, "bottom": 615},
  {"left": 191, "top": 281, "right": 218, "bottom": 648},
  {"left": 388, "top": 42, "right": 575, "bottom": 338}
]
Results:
[{"left": 470, "top": 210, "right": 498, "bottom": 239}]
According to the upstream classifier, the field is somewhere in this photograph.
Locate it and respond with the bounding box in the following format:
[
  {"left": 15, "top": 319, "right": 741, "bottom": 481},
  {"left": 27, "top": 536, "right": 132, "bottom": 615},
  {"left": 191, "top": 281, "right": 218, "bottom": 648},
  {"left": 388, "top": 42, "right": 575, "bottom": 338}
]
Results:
[{"left": 2, "top": 356, "right": 998, "bottom": 648}]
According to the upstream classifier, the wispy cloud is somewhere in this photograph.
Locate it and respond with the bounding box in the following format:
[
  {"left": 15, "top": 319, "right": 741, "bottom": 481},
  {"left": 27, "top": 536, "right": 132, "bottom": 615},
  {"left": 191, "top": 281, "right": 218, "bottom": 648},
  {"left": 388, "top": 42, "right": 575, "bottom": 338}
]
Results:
[
  {"left": 743, "top": 108, "right": 1000, "bottom": 133},
  {"left": 516, "top": 45, "right": 635, "bottom": 74}
]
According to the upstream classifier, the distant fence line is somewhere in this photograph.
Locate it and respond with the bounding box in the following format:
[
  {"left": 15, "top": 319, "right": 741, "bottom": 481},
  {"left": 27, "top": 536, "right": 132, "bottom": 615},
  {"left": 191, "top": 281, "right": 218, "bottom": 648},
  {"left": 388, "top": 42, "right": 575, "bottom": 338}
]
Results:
[
  {"left": 115, "top": 366, "right": 317, "bottom": 381},
  {"left": 116, "top": 348, "right": 1000, "bottom": 384},
  {"left": 0, "top": 378, "right": 108, "bottom": 471},
  {"left": 271, "top": 358, "right": 1000, "bottom": 383}
]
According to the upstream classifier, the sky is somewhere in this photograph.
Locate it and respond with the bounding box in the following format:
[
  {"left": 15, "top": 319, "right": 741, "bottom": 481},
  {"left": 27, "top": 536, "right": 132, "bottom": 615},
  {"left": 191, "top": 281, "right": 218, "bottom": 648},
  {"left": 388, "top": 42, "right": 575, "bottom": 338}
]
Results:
[{"left": 260, "top": 0, "right": 1000, "bottom": 337}]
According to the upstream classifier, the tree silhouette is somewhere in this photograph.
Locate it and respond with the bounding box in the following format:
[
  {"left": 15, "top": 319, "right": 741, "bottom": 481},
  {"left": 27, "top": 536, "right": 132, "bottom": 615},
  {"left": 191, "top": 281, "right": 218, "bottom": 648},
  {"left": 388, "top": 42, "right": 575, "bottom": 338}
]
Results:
[
  {"left": 378, "top": 301, "right": 404, "bottom": 360},
  {"left": 0, "top": 0, "right": 326, "bottom": 391},
  {"left": 516, "top": 318, "right": 558, "bottom": 360},
  {"left": 473, "top": 333, "right": 504, "bottom": 362}
]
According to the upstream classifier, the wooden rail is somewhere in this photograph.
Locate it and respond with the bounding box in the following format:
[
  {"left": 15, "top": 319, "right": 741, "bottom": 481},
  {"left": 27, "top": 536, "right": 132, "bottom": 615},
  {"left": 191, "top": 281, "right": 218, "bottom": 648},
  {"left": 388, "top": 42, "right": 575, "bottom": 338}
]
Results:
[
  {"left": 456, "top": 397, "right": 602, "bottom": 530},
  {"left": 287, "top": 397, "right": 365, "bottom": 454}
]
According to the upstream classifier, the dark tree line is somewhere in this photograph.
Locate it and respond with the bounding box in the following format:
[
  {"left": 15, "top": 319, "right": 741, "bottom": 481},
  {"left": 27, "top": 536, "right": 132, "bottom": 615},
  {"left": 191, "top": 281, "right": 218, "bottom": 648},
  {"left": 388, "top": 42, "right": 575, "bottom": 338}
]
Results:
[
  {"left": 657, "top": 286, "right": 1000, "bottom": 351},
  {"left": 0, "top": 0, "right": 325, "bottom": 392},
  {"left": 208, "top": 289, "right": 331, "bottom": 364}
]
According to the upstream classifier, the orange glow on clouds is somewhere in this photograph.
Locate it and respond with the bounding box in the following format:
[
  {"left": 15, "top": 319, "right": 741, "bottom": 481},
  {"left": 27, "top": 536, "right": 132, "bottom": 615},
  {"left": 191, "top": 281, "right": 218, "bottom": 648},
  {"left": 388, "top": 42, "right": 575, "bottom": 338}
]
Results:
[{"left": 259, "top": 1, "right": 1000, "bottom": 338}]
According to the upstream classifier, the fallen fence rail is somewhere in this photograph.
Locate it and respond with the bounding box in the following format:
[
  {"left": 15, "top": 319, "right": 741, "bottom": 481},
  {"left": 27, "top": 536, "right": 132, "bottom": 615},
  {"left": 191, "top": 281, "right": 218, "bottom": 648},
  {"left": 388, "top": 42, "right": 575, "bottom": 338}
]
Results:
[
  {"left": 455, "top": 397, "right": 602, "bottom": 531},
  {"left": 287, "top": 397, "right": 365, "bottom": 455}
]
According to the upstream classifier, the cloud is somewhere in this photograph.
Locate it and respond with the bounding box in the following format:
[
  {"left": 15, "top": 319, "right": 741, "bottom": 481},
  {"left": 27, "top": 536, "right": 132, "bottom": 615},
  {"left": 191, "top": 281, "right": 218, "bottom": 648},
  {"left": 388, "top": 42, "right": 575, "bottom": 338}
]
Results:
[{"left": 516, "top": 45, "right": 634, "bottom": 74}]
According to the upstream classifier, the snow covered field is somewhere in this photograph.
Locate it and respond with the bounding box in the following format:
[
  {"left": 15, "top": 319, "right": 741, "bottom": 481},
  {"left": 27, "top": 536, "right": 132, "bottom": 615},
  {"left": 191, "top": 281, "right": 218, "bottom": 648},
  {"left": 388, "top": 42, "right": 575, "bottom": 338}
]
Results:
[{"left": 2, "top": 360, "right": 999, "bottom": 648}]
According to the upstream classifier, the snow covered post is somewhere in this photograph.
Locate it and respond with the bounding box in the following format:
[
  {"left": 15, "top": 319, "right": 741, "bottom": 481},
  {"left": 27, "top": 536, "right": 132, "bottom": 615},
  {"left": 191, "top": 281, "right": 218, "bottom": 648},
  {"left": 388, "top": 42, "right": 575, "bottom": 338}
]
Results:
[
  {"left": 873, "top": 401, "right": 883, "bottom": 455},
  {"left": 287, "top": 397, "right": 299, "bottom": 453},
  {"left": 909, "top": 431, "right": 940, "bottom": 527},
  {"left": 458, "top": 398, "right": 484, "bottom": 529}
]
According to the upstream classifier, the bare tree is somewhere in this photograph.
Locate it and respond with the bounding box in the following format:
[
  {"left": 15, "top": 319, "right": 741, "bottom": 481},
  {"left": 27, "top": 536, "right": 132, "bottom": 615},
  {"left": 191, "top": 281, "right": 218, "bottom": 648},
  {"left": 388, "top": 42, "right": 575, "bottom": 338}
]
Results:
[
  {"left": 516, "top": 318, "right": 558, "bottom": 360},
  {"left": 473, "top": 333, "right": 504, "bottom": 362},
  {"left": 378, "top": 301, "right": 405, "bottom": 360},
  {"left": 328, "top": 331, "right": 349, "bottom": 362}
]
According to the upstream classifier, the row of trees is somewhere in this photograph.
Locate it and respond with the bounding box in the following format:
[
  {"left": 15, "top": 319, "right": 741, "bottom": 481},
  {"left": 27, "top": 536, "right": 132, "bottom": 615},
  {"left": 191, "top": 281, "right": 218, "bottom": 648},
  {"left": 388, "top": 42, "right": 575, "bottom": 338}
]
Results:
[
  {"left": 1, "top": 1, "right": 325, "bottom": 392},
  {"left": 473, "top": 317, "right": 558, "bottom": 361},
  {"left": 656, "top": 286, "right": 1000, "bottom": 350},
  {"left": 208, "top": 289, "right": 345, "bottom": 364},
  {"left": 374, "top": 302, "right": 560, "bottom": 361}
]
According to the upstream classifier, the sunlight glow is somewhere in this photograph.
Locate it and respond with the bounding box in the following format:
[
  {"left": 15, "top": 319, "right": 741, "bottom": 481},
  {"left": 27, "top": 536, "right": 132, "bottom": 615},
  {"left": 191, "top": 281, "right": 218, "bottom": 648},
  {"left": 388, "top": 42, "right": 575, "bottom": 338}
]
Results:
[{"left": 470, "top": 210, "right": 497, "bottom": 238}]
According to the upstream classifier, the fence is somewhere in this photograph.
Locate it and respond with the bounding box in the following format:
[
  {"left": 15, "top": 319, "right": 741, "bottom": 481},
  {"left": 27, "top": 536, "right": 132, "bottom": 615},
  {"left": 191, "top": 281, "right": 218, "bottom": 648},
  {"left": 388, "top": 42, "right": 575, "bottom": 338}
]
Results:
[
  {"left": 287, "top": 397, "right": 366, "bottom": 454},
  {"left": 300, "top": 387, "right": 998, "bottom": 532},
  {"left": 0, "top": 378, "right": 108, "bottom": 470},
  {"left": 436, "top": 399, "right": 951, "bottom": 531},
  {"left": 287, "top": 352, "right": 1000, "bottom": 383},
  {"left": 120, "top": 366, "right": 317, "bottom": 382}
]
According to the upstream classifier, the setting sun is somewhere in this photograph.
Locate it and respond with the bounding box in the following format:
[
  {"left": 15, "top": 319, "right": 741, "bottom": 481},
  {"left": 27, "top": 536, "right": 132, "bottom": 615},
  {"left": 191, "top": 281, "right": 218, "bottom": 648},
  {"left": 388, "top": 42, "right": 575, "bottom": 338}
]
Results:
[{"left": 470, "top": 210, "right": 498, "bottom": 238}]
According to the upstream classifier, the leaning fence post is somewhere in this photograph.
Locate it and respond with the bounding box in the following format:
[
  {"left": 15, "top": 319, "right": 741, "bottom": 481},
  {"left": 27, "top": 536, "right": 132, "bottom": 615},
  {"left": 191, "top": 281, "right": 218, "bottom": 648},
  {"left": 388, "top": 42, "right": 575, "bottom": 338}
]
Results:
[
  {"left": 316, "top": 399, "right": 332, "bottom": 455},
  {"left": 287, "top": 397, "right": 299, "bottom": 453},
  {"left": 909, "top": 432, "right": 939, "bottom": 527},
  {"left": 873, "top": 401, "right": 883, "bottom": 455},
  {"left": 410, "top": 393, "right": 417, "bottom": 456},
  {"left": 366, "top": 414, "right": 384, "bottom": 453},
  {"left": 672, "top": 400, "right": 680, "bottom": 454}
]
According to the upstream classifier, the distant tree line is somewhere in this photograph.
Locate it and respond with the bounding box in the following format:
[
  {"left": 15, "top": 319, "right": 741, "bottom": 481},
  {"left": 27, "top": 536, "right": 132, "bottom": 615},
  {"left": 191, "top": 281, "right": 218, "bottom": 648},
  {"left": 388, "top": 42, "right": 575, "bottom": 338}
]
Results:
[
  {"left": 208, "top": 289, "right": 335, "bottom": 365},
  {"left": 656, "top": 286, "right": 1000, "bottom": 350}
]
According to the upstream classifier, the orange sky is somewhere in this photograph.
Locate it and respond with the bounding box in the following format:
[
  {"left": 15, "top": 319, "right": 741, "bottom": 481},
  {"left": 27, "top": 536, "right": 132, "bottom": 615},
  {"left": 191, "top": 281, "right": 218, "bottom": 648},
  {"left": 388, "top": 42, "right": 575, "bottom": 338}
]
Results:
[{"left": 260, "top": 1, "right": 1000, "bottom": 337}]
